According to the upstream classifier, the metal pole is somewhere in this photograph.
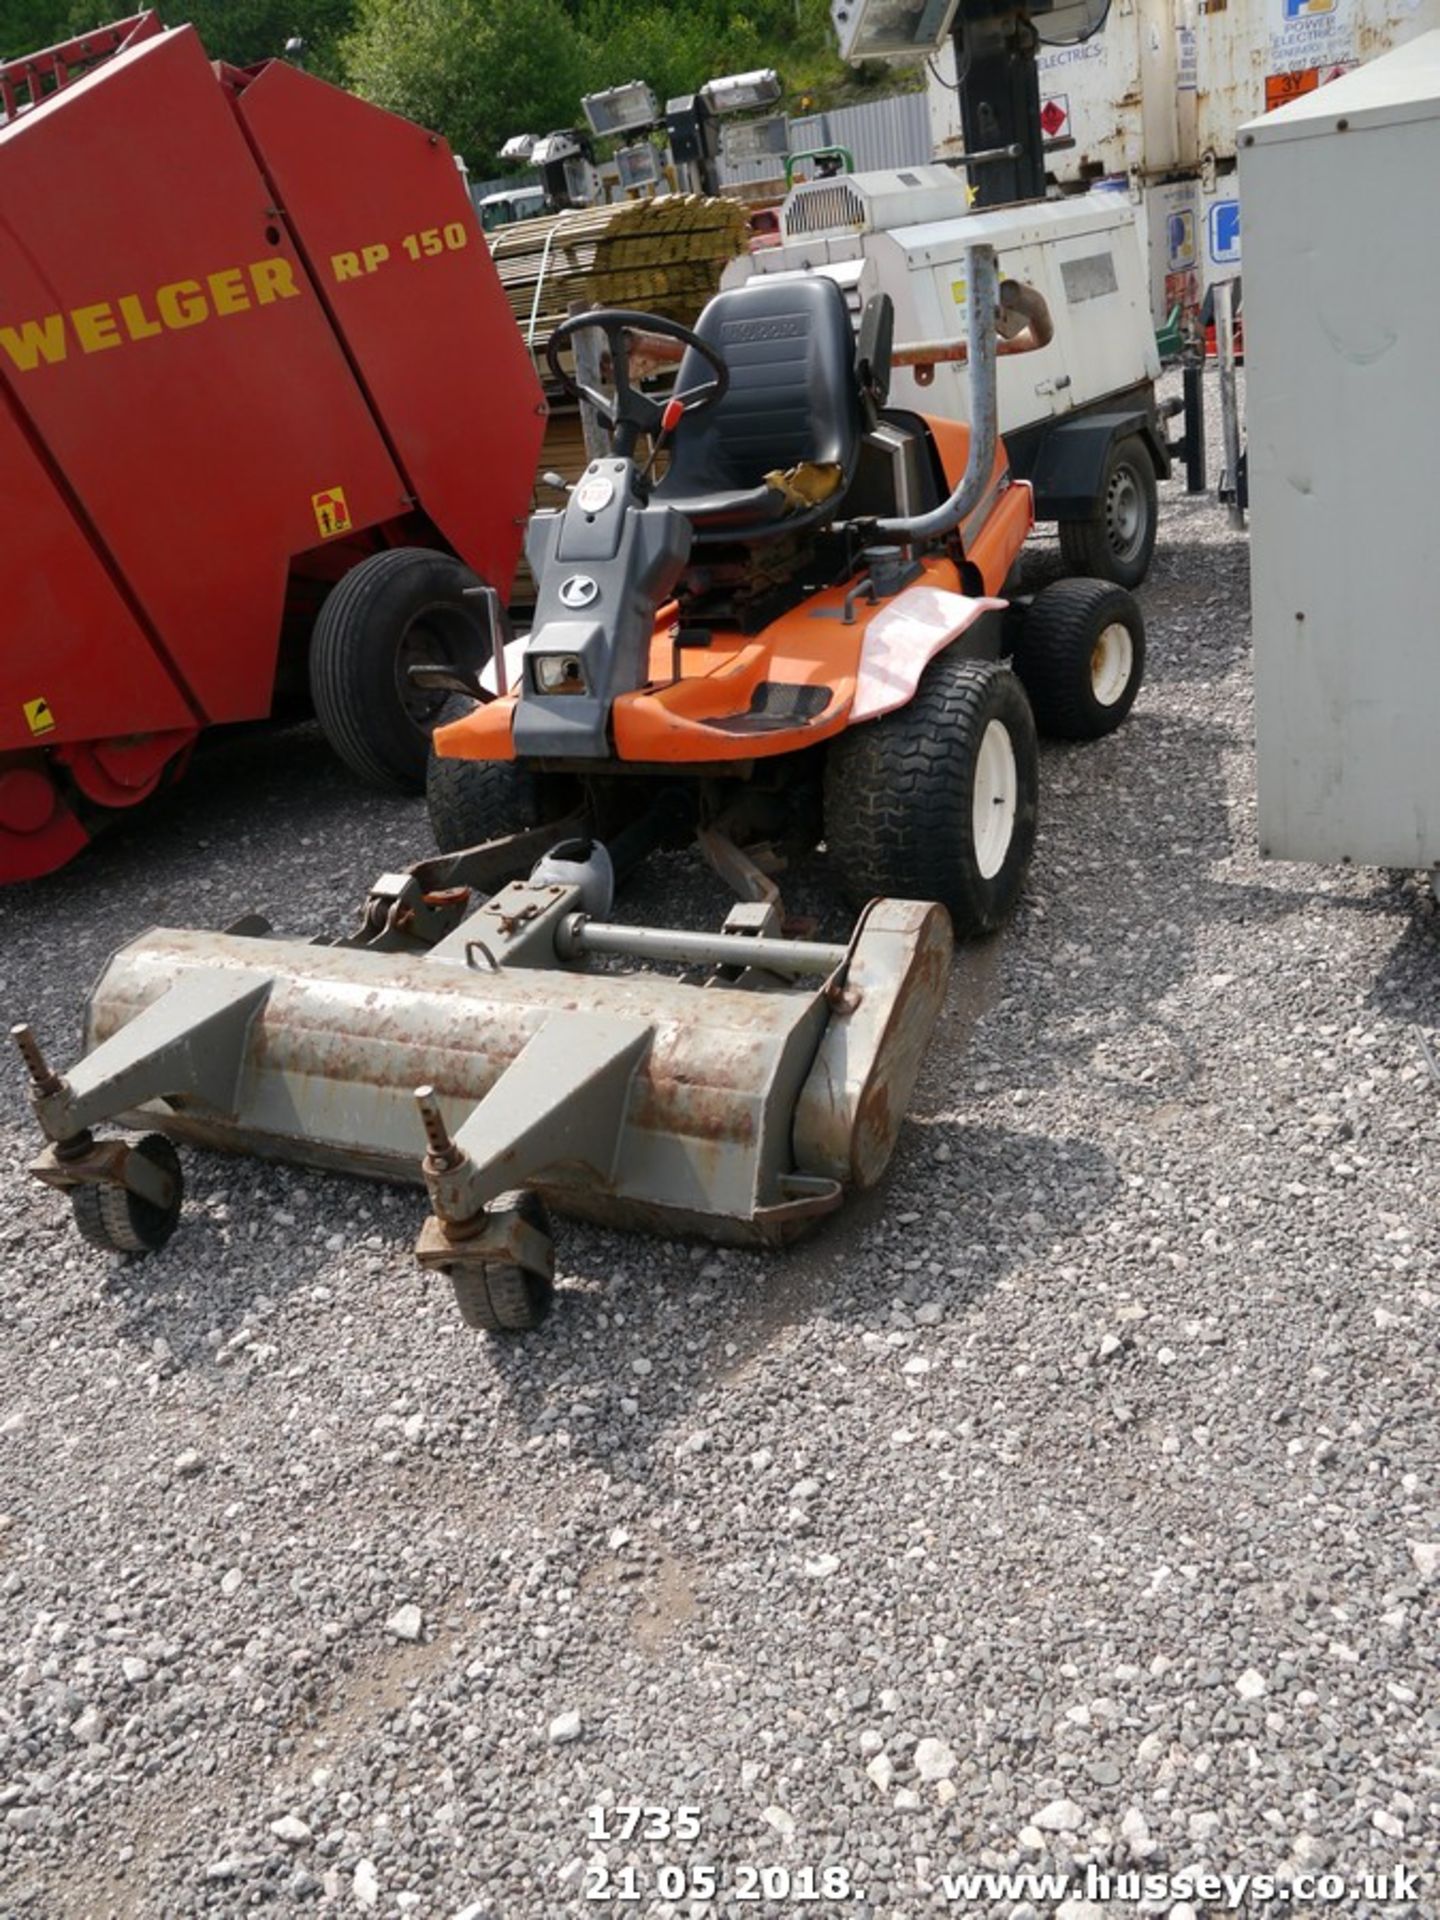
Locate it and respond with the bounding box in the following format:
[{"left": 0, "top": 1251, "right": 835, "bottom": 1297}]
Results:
[
  {"left": 558, "top": 917, "right": 848, "bottom": 977},
  {"left": 567, "top": 298, "right": 610, "bottom": 462},
  {"left": 1215, "top": 280, "right": 1244, "bottom": 530},
  {"left": 1182, "top": 359, "right": 1206, "bottom": 494}
]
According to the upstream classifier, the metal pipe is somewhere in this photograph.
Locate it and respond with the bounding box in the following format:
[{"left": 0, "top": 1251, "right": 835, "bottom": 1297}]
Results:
[
  {"left": 1183, "top": 360, "right": 1206, "bottom": 494},
  {"left": 557, "top": 916, "right": 847, "bottom": 976},
  {"left": 1215, "top": 280, "right": 1244, "bottom": 530},
  {"left": 996, "top": 277, "right": 1053, "bottom": 351},
  {"left": 876, "top": 244, "right": 999, "bottom": 541}
]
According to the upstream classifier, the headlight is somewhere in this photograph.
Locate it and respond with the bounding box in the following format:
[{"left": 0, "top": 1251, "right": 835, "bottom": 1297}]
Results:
[{"left": 532, "top": 653, "right": 588, "bottom": 695}]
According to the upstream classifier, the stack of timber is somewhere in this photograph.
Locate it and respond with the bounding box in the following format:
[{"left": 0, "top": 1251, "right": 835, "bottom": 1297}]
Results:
[
  {"left": 490, "top": 193, "right": 749, "bottom": 343},
  {"left": 491, "top": 196, "right": 749, "bottom": 598}
]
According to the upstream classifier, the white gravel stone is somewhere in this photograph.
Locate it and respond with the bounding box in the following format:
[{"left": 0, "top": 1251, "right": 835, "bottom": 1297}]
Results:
[
  {"left": 353, "top": 1858, "right": 379, "bottom": 1909},
  {"left": 548, "top": 1709, "right": 582, "bottom": 1745},
  {"left": 385, "top": 1604, "right": 423, "bottom": 1642},
  {"left": 802, "top": 1553, "right": 840, "bottom": 1578},
  {"left": 1408, "top": 1540, "right": 1440, "bottom": 1581},
  {"left": 762, "top": 1806, "right": 796, "bottom": 1840},
  {"left": 1291, "top": 1833, "right": 1331, "bottom": 1870},
  {"left": 1235, "top": 1667, "right": 1267, "bottom": 1699},
  {"left": 270, "top": 1814, "right": 311, "bottom": 1844},
  {"left": 913, "top": 1737, "right": 957, "bottom": 1782},
  {"left": 1032, "top": 1799, "right": 1085, "bottom": 1833},
  {"left": 173, "top": 1448, "right": 204, "bottom": 1477},
  {"left": 1120, "top": 1807, "right": 1155, "bottom": 1858},
  {"left": 120, "top": 1657, "right": 148, "bottom": 1684}
]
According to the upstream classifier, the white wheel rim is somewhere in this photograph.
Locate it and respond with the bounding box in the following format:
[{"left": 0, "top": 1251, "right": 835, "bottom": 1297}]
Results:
[
  {"left": 972, "top": 719, "right": 1018, "bottom": 880},
  {"left": 1091, "top": 622, "right": 1133, "bottom": 707}
]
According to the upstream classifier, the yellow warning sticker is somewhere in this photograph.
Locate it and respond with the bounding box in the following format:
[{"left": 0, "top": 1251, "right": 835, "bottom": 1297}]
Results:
[
  {"left": 23, "top": 696, "right": 55, "bottom": 736},
  {"left": 311, "top": 486, "right": 353, "bottom": 539},
  {"left": 950, "top": 277, "right": 967, "bottom": 306}
]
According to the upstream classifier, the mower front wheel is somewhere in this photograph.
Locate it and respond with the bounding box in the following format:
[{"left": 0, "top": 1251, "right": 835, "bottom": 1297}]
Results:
[
  {"left": 71, "top": 1134, "right": 184, "bottom": 1256},
  {"left": 310, "top": 548, "right": 490, "bottom": 794},
  {"left": 448, "top": 1191, "right": 555, "bottom": 1334},
  {"left": 427, "top": 747, "right": 544, "bottom": 855},
  {"left": 823, "top": 653, "right": 1039, "bottom": 939},
  {"left": 1010, "top": 578, "right": 1146, "bottom": 740}
]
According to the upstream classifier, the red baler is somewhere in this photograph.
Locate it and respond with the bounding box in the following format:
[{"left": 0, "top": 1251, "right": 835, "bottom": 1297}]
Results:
[{"left": 0, "top": 13, "right": 546, "bottom": 881}]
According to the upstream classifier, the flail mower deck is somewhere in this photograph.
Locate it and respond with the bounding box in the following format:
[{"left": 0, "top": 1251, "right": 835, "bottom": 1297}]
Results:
[{"left": 15, "top": 246, "right": 1148, "bottom": 1333}]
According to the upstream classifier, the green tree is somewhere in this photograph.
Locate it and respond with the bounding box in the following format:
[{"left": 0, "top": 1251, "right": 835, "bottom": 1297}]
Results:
[
  {"left": 171, "top": 0, "right": 356, "bottom": 76},
  {"left": 0, "top": 1, "right": 356, "bottom": 74},
  {"left": 341, "top": 0, "right": 583, "bottom": 173}
]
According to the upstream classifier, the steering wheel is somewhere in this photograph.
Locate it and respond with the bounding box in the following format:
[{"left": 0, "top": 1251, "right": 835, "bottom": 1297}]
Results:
[{"left": 545, "top": 309, "right": 729, "bottom": 461}]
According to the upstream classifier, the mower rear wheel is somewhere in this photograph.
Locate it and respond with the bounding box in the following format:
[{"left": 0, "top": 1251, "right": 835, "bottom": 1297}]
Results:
[
  {"left": 310, "top": 548, "right": 490, "bottom": 794},
  {"left": 448, "top": 1191, "right": 555, "bottom": 1334},
  {"left": 427, "top": 749, "right": 544, "bottom": 855},
  {"left": 823, "top": 653, "right": 1039, "bottom": 939},
  {"left": 1010, "top": 578, "right": 1146, "bottom": 740},
  {"left": 70, "top": 1134, "right": 183, "bottom": 1256},
  {"left": 1057, "top": 434, "right": 1158, "bottom": 589}
]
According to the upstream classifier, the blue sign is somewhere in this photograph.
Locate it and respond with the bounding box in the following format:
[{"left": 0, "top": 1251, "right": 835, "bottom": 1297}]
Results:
[
  {"left": 1166, "top": 209, "right": 1196, "bottom": 271},
  {"left": 1283, "top": 0, "right": 1335, "bottom": 19},
  {"left": 1208, "top": 198, "right": 1241, "bottom": 266}
]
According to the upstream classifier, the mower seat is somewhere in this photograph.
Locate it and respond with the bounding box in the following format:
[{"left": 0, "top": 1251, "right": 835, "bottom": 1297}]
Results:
[{"left": 654, "top": 275, "right": 864, "bottom": 541}]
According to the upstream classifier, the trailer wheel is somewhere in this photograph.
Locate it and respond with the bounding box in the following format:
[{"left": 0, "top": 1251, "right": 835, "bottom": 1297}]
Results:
[
  {"left": 310, "top": 548, "right": 490, "bottom": 793},
  {"left": 1010, "top": 578, "right": 1146, "bottom": 739},
  {"left": 448, "top": 1191, "right": 555, "bottom": 1334},
  {"left": 427, "top": 749, "right": 544, "bottom": 855},
  {"left": 823, "top": 653, "right": 1038, "bottom": 939},
  {"left": 1058, "top": 435, "right": 1158, "bottom": 588},
  {"left": 70, "top": 1134, "right": 183, "bottom": 1255}
]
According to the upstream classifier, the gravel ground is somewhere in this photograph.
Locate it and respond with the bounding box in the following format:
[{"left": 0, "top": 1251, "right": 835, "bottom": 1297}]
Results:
[{"left": 1, "top": 369, "right": 1437, "bottom": 1920}]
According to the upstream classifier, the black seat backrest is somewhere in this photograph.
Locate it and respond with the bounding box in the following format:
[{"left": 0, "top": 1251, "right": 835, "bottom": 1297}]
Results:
[{"left": 662, "top": 274, "right": 864, "bottom": 497}]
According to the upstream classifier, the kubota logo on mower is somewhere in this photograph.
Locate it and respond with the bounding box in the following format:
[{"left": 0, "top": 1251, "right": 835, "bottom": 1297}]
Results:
[
  {"left": 311, "top": 488, "right": 353, "bottom": 540},
  {"left": 559, "top": 575, "right": 600, "bottom": 609},
  {"left": 0, "top": 257, "right": 302, "bottom": 375}
]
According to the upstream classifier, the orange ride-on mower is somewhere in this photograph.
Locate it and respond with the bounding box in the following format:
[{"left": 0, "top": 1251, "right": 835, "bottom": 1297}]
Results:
[
  {"left": 9, "top": 245, "right": 1146, "bottom": 1330},
  {"left": 424, "top": 243, "right": 1147, "bottom": 936}
]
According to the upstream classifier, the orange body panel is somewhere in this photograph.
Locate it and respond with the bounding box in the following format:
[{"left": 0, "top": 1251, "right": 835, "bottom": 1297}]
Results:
[{"left": 433, "top": 413, "right": 1036, "bottom": 770}]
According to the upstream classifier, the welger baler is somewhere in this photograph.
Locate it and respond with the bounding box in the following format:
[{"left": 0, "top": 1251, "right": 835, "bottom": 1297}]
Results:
[{"left": 0, "top": 13, "right": 546, "bottom": 882}]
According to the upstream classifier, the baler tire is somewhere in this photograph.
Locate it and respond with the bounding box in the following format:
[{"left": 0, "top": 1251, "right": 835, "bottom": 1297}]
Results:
[
  {"left": 1057, "top": 434, "right": 1158, "bottom": 589},
  {"left": 1010, "top": 578, "right": 1146, "bottom": 740},
  {"left": 310, "top": 548, "right": 490, "bottom": 794},
  {"left": 823, "top": 653, "right": 1038, "bottom": 940},
  {"left": 426, "top": 751, "right": 543, "bottom": 855},
  {"left": 70, "top": 1134, "right": 183, "bottom": 1256},
  {"left": 449, "top": 1190, "right": 555, "bottom": 1335}
]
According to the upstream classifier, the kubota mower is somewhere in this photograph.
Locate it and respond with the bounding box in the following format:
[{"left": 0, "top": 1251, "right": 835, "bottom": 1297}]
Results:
[
  {"left": 426, "top": 246, "right": 1147, "bottom": 936},
  {"left": 13, "top": 247, "right": 1146, "bottom": 1335},
  {"left": 0, "top": 14, "right": 545, "bottom": 883}
]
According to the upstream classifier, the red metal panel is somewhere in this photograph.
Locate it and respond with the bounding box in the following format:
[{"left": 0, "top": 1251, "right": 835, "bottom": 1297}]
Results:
[
  {"left": 0, "top": 26, "right": 405, "bottom": 725},
  {"left": 0, "top": 396, "right": 190, "bottom": 754},
  {"left": 236, "top": 62, "right": 547, "bottom": 597}
]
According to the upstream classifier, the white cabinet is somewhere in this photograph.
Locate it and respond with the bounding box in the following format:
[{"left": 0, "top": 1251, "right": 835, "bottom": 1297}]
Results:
[{"left": 1240, "top": 31, "right": 1440, "bottom": 865}]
